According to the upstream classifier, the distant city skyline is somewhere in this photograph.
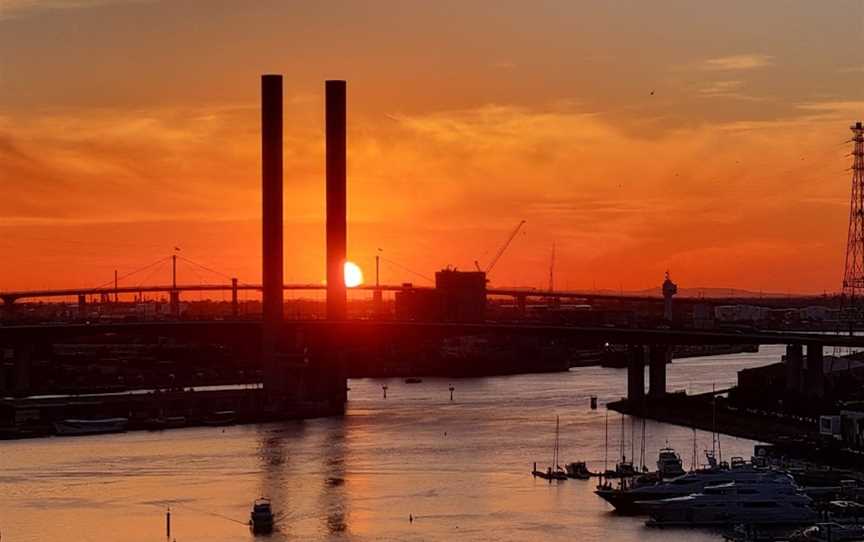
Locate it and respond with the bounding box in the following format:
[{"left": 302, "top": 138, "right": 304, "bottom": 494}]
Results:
[{"left": 2, "top": 0, "right": 863, "bottom": 293}]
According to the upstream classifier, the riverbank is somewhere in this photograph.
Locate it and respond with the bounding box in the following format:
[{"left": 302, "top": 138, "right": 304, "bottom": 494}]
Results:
[{"left": 0, "top": 385, "right": 343, "bottom": 439}]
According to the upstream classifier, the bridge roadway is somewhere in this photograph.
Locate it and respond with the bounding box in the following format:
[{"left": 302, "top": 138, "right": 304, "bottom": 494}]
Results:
[
  {"left": 0, "top": 319, "right": 860, "bottom": 348},
  {"left": 0, "top": 282, "right": 829, "bottom": 305}
]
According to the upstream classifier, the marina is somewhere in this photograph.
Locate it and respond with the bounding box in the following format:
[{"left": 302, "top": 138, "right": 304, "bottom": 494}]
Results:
[{"left": 0, "top": 350, "right": 786, "bottom": 541}]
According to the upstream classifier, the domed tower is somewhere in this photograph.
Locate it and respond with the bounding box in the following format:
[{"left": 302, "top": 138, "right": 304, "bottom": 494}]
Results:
[{"left": 662, "top": 271, "right": 678, "bottom": 322}]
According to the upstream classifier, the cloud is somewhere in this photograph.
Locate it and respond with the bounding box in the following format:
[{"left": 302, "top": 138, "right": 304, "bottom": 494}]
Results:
[
  {"left": 696, "top": 80, "right": 765, "bottom": 101},
  {"left": 699, "top": 80, "right": 744, "bottom": 96},
  {"left": 796, "top": 100, "right": 864, "bottom": 117},
  {"left": 0, "top": 98, "right": 853, "bottom": 292},
  {"left": 490, "top": 61, "right": 516, "bottom": 70},
  {"left": 703, "top": 54, "right": 773, "bottom": 71},
  {"left": 0, "top": 0, "right": 151, "bottom": 20}
]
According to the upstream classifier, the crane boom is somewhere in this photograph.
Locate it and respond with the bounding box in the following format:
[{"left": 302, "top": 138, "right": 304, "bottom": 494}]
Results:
[{"left": 482, "top": 220, "right": 526, "bottom": 275}]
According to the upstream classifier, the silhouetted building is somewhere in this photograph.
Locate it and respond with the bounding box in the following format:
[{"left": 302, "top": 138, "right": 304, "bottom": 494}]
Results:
[
  {"left": 436, "top": 269, "right": 486, "bottom": 322},
  {"left": 394, "top": 270, "right": 487, "bottom": 322},
  {"left": 394, "top": 286, "right": 442, "bottom": 321}
]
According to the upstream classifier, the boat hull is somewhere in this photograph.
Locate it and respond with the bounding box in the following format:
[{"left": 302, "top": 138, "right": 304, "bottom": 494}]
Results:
[{"left": 54, "top": 418, "right": 128, "bottom": 436}]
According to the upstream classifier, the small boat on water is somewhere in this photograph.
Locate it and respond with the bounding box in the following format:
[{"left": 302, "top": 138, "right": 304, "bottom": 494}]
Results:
[
  {"left": 203, "top": 410, "right": 237, "bottom": 426},
  {"left": 565, "top": 461, "right": 596, "bottom": 480},
  {"left": 532, "top": 416, "right": 568, "bottom": 481},
  {"left": 603, "top": 459, "right": 638, "bottom": 479},
  {"left": 144, "top": 416, "right": 187, "bottom": 430},
  {"left": 250, "top": 498, "right": 274, "bottom": 534},
  {"left": 404, "top": 377, "right": 423, "bottom": 384},
  {"left": 54, "top": 417, "right": 128, "bottom": 436}
]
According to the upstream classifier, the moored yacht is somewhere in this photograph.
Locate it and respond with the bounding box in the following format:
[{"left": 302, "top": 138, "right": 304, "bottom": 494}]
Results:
[
  {"left": 595, "top": 466, "right": 789, "bottom": 514},
  {"left": 790, "top": 522, "right": 864, "bottom": 542},
  {"left": 656, "top": 446, "right": 685, "bottom": 480},
  {"left": 641, "top": 480, "right": 816, "bottom": 527}
]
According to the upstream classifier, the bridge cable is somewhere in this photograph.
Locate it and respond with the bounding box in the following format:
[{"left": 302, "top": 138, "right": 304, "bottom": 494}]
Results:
[
  {"left": 378, "top": 256, "right": 434, "bottom": 284},
  {"left": 176, "top": 255, "right": 252, "bottom": 286},
  {"left": 86, "top": 256, "right": 173, "bottom": 292},
  {"left": 134, "top": 259, "right": 170, "bottom": 290}
]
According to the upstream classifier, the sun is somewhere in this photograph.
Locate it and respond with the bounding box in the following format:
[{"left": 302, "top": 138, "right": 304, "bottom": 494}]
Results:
[{"left": 344, "top": 261, "right": 364, "bottom": 288}]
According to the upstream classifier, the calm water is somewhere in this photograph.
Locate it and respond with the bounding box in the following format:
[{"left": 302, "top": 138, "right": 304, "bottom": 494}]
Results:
[{"left": 0, "top": 347, "right": 786, "bottom": 541}]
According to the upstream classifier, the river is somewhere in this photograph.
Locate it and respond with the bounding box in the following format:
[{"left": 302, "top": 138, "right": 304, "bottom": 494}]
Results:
[{"left": 0, "top": 346, "right": 787, "bottom": 541}]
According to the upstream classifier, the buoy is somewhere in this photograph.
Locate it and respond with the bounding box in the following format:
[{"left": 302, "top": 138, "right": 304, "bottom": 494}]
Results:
[
  {"left": 449, "top": 384, "right": 455, "bottom": 401},
  {"left": 382, "top": 384, "right": 388, "bottom": 399},
  {"left": 409, "top": 513, "right": 413, "bottom": 523},
  {"left": 590, "top": 396, "right": 598, "bottom": 410}
]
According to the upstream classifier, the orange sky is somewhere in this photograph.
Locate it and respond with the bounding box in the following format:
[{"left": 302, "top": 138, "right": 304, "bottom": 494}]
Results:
[{"left": 2, "top": 1, "right": 864, "bottom": 294}]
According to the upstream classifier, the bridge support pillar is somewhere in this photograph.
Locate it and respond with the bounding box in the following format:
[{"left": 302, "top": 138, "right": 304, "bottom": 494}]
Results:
[
  {"left": 516, "top": 294, "right": 527, "bottom": 317},
  {"left": 626, "top": 345, "right": 645, "bottom": 405},
  {"left": 169, "top": 290, "right": 180, "bottom": 319},
  {"left": 231, "top": 278, "right": 239, "bottom": 317},
  {"left": 373, "top": 288, "right": 383, "bottom": 317},
  {"left": 785, "top": 344, "right": 803, "bottom": 394},
  {"left": 1, "top": 297, "right": 15, "bottom": 322},
  {"left": 13, "top": 344, "right": 32, "bottom": 395},
  {"left": 0, "top": 350, "right": 7, "bottom": 395},
  {"left": 648, "top": 345, "right": 670, "bottom": 399},
  {"left": 805, "top": 343, "right": 825, "bottom": 398}
]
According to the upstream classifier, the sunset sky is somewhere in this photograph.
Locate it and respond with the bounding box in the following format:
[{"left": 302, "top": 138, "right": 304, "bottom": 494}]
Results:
[{"left": 2, "top": 0, "right": 864, "bottom": 294}]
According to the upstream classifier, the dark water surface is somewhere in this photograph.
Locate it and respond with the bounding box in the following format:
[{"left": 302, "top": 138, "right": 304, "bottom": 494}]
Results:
[{"left": 0, "top": 347, "right": 785, "bottom": 541}]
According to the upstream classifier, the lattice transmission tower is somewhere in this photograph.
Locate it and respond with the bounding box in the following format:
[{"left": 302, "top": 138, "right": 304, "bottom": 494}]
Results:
[{"left": 842, "top": 121, "right": 864, "bottom": 308}]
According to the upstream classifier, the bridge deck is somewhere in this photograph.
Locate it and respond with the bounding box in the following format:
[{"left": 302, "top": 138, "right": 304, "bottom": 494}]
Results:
[{"left": 0, "top": 320, "right": 859, "bottom": 347}]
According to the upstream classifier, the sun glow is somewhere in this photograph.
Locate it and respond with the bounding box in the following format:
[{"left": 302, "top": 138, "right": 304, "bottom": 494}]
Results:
[{"left": 344, "top": 261, "right": 364, "bottom": 288}]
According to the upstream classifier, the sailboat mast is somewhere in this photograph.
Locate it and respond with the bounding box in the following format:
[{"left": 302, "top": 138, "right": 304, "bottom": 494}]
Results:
[
  {"left": 619, "top": 413, "right": 625, "bottom": 463},
  {"left": 554, "top": 415, "right": 560, "bottom": 468},
  {"left": 692, "top": 427, "right": 697, "bottom": 472},
  {"left": 640, "top": 417, "right": 646, "bottom": 471},
  {"left": 712, "top": 384, "right": 717, "bottom": 460},
  {"left": 604, "top": 411, "right": 609, "bottom": 475}
]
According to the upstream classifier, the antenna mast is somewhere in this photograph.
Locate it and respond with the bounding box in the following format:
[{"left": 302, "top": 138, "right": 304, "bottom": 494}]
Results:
[{"left": 843, "top": 121, "right": 864, "bottom": 312}]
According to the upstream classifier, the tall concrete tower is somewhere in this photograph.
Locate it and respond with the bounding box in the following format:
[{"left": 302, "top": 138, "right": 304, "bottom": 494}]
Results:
[
  {"left": 843, "top": 121, "right": 864, "bottom": 304},
  {"left": 662, "top": 271, "right": 677, "bottom": 322},
  {"left": 326, "top": 80, "right": 348, "bottom": 320},
  {"left": 261, "top": 74, "right": 283, "bottom": 396},
  {"left": 261, "top": 74, "right": 283, "bottom": 326}
]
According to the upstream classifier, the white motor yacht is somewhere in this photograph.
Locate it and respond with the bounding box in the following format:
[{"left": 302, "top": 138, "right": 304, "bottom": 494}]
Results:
[
  {"left": 596, "top": 466, "right": 788, "bottom": 513},
  {"left": 641, "top": 480, "right": 817, "bottom": 527},
  {"left": 656, "top": 446, "right": 686, "bottom": 480}
]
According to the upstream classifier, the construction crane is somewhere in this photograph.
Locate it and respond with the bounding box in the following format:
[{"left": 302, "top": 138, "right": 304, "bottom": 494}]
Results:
[{"left": 474, "top": 220, "right": 526, "bottom": 275}]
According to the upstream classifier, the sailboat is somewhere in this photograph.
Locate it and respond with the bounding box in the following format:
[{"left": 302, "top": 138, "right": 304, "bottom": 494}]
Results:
[{"left": 532, "top": 415, "right": 568, "bottom": 481}]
